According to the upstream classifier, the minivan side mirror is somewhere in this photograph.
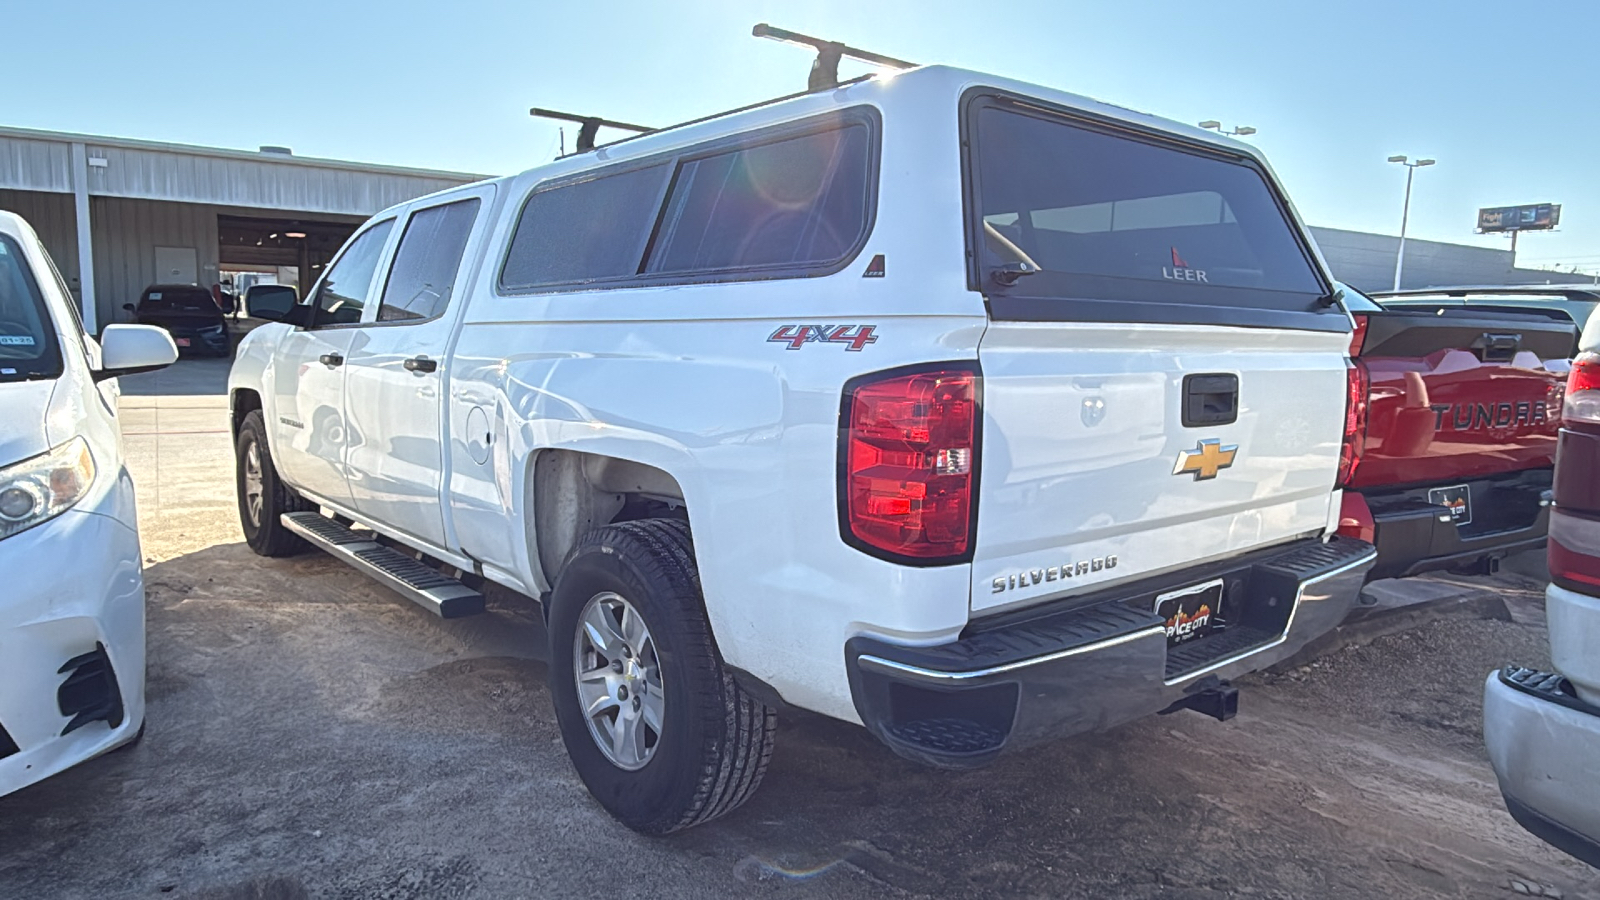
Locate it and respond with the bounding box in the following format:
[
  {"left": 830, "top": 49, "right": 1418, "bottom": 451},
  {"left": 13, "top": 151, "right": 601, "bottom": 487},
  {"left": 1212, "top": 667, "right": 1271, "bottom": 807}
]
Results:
[
  {"left": 244, "top": 284, "right": 299, "bottom": 322},
  {"left": 95, "top": 324, "right": 178, "bottom": 382},
  {"left": 122, "top": 303, "right": 136, "bottom": 313}
]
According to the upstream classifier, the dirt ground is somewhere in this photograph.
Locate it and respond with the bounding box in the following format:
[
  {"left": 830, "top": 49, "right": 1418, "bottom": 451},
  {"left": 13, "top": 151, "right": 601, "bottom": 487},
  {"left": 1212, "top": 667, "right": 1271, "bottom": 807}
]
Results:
[{"left": 1, "top": 359, "right": 1597, "bottom": 899}]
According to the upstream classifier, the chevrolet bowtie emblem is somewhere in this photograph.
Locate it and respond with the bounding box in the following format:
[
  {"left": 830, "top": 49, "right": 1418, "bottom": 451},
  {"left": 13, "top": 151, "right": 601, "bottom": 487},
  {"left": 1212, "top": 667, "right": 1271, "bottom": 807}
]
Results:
[{"left": 1174, "top": 439, "right": 1239, "bottom": 480}]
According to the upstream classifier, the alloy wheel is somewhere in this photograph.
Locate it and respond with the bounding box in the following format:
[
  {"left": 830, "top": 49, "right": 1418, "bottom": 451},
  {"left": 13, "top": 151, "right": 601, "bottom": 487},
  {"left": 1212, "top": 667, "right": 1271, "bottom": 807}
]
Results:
[
  {"left": 574, "top": 591, "right": 665, "bottom": 770},
  {"left": 242, "top": 440, "right": 264, "bottom": 528}
]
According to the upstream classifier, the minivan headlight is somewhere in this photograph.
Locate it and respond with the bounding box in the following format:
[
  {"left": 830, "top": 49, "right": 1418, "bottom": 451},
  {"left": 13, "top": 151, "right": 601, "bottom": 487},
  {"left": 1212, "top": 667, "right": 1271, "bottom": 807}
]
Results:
[{"left": 0, "top": 437, "right": 96, "bottom": 540}]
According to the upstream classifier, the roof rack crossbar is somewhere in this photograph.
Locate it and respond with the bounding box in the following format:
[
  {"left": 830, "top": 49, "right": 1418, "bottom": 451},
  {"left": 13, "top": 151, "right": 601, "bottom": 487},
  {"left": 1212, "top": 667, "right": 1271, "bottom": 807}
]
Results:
[
  {"left": 544, "top": 74, "right": 876, "bottom": 161},
  {"left": 752, "top": 23, "right": 916, "bottom": 92},
  {"left": 529, "top": 108, "right": 656, "bottom": 153}
]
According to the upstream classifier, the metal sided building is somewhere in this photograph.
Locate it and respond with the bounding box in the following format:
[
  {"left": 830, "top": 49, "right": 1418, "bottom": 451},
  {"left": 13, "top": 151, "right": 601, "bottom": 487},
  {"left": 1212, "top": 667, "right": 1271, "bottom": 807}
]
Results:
[
  {"left": 0, "top": 125, "right": 486, "bottom": 332},
  {"left": 1308, "top": 226, "right": 1597, "bottom": 294}
]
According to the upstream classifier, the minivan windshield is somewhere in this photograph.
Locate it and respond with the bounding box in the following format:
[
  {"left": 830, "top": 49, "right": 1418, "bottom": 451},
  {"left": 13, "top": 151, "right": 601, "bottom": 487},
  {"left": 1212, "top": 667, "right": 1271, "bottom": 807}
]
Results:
[
  {"left": 0, "top": 235, "right": 63, "bottom": 382},
  {"left": 970, "top": 98, "right": 1330, "bottom": 323}
]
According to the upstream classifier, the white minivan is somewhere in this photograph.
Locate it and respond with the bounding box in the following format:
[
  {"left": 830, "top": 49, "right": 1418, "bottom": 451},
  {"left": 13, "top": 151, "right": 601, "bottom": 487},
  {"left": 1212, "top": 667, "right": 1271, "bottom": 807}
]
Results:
[{"left": 0, "top": 210, "right": 176, "bottom": 798}]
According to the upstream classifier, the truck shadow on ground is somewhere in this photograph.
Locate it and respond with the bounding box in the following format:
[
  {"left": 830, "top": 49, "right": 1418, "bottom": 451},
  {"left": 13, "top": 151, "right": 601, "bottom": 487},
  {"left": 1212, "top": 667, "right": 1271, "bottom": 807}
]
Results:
[{"left": 0, "top": 543, "right": 1594, "bottom": 900}]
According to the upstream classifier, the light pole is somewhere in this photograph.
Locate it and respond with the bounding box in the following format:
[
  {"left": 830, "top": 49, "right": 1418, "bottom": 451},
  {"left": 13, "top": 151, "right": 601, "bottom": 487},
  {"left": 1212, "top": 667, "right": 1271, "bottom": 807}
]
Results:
[
  {"left": 1199, "top": 120, "right": 1257, "bottom": 137},
  {"left": 1388, "top": 155, "right": 1435, "bottom": 291}
]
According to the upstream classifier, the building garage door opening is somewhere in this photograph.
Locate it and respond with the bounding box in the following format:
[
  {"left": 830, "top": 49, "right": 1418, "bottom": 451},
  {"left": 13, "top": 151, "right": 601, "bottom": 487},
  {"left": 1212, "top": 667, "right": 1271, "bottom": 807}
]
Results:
[
  {"left": 218, "top": 214, "right": 358, "bottom": 301},
  {"left": 0, "top": 126, "right": 485, "bottom": 332}
]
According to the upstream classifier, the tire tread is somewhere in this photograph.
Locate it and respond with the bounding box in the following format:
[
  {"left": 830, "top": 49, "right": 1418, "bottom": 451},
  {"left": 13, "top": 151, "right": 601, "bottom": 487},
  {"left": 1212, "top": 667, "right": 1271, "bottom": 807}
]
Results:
[{"left": 561, "top": 518, "right": 777, "bottom": 833}]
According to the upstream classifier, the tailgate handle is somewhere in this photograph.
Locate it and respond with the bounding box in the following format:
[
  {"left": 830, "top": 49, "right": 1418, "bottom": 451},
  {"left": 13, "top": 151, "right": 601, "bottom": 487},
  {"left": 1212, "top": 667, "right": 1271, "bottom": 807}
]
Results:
[
  {"left": 1473, "top": 332, "right": 1521, "bottom": 363},
  {"left": 1182, "top": 373, "right": 1239, "bottom": 427}
]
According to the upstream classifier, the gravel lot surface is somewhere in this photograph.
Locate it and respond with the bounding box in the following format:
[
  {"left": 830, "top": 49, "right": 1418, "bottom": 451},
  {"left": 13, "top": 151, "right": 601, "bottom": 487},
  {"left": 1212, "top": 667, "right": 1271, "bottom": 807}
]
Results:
[{"left": 1, "top": 359, "right": 1596, "bottom": 899}]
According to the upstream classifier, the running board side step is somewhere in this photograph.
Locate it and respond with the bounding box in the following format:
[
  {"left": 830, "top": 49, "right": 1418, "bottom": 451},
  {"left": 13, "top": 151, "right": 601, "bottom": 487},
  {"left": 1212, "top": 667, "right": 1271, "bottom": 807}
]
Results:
[{"left": 280, "top": 511, "right": 485, "bottom": 618}]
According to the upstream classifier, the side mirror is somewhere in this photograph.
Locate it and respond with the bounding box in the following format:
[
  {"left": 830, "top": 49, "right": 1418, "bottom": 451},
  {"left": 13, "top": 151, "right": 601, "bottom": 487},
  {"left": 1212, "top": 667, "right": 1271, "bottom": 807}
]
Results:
[
  {"left": 122, "top": 303, "right": 136, "bottom": 314},
  {"left": 283, "top": 304, "right": 314, "bottom": 328},
  {"left": 244, "top": 285, "right": 299, "bottom": 322},
  {"left": 95, "top": 324, "right": 178, "bottom": 382}
]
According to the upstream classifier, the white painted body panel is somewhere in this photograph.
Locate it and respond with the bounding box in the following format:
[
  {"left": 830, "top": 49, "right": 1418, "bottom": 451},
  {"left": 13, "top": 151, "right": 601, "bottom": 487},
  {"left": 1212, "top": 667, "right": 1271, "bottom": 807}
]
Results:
[
  {"left": 971, "top": 321, "right": 1347, "bottom": 613},
  {"left": 227, "top": 66, "right": 1350, "bottom": 724},
  {"left": 448, "top": 313, "right": 987, "bottom": 720},
  {"left": 268, "top": 326, "right": 357, "bottom": 507},
  {"left": 0, "top": 211, "right": 148, "bottom": 797},
  {"left": 342, "top": 183, "right": 500, "bottom": 552}
]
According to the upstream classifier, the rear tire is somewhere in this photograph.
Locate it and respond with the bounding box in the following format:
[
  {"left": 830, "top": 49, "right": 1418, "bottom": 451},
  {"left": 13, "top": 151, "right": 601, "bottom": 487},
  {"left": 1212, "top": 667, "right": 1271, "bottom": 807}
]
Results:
[
  {"left": 235, "top": 410, "right": 313, "bottom": 557},
  {"left": 548, "top": 518, "right": 777, "bottom": 834}
]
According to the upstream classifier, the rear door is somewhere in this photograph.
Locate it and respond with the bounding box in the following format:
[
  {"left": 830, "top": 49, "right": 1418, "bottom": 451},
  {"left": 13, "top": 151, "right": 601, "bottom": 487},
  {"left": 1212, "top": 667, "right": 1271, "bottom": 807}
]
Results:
[
  {"left": 964, "top": 94, "right": 1352, "bottom": 614},
  {"left": 342, "top": 188, "right": 492, "bottom": 550},
  {"left": 269, "top": 218, "right": 395, "bottom": 508}
]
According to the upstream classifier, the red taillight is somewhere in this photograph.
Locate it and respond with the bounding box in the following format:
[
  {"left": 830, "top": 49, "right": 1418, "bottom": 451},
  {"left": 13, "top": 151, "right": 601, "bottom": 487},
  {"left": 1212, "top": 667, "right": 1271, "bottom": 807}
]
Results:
[
  {"left": 842, "top": 366, "right": 979, "bottom": 562},
  {"left": 1566, "top": 352, "right": 1600, "bottom": 425},
  {"left": 1550, "top": 510, "right": 1600, "bottom": 589},
  {"left": 1337, "top": 358, "right": 1369, "bottom": 487}
]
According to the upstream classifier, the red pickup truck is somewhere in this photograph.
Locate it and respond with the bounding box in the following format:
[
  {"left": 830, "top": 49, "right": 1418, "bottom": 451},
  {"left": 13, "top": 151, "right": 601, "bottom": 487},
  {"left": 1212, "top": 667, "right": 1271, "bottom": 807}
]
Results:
[{"left": 1337, "top": 286, "right": 1579, "bottom": 580}]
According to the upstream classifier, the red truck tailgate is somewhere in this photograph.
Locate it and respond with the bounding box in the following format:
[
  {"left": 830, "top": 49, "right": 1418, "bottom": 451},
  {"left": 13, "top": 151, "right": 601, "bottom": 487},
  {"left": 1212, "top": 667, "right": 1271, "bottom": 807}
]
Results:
[{"left": 1350, "top": 309, "right": 1575, "bottom": 489}]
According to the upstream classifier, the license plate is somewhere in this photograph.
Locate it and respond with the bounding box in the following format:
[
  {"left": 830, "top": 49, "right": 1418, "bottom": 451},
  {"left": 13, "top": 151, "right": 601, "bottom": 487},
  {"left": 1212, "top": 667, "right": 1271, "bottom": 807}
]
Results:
[
  {"left": 1428, "top": 484, "right": 1472, "bottom": 525},
  {"left": 175, "top": 337, "right": 191, "bottom": 347},
  {"left": 1154, "top": 579, "right": 1224, "bottom": 646}
]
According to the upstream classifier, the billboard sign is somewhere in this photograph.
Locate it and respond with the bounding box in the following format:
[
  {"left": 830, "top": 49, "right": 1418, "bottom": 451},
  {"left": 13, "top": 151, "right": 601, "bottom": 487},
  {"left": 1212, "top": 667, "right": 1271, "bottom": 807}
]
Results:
[{"left": 1478, "top": 203, "right": 1562, "bottom": 233}]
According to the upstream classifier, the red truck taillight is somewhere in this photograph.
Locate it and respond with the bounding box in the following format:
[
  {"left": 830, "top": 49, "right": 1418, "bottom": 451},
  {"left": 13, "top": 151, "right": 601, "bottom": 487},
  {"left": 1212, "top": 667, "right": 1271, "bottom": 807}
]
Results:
[
  {"left": 840, "top": 365, "right": 979, "bottom": 563},
  {"left": 1565, "top": 351, "right": 1600, "bottom": 425},
  {"left": 1336, "top": 315, "right": 1370, "bottom": 488},
  {"left": 1549, "top": 518, "right": 1600, "bottom": 589},
  {"left": 1551, "top": 352, "right": 1600, "bottom": 589},
  {"left": 1338, "top": 358, "right": 1370, "bottom": 488}
]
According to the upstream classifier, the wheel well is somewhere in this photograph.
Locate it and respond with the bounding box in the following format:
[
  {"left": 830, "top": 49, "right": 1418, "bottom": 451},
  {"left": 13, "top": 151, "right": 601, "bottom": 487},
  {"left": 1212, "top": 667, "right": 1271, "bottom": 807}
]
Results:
[
  {"left": 231, "top": 389, "right": 262, "bottom": 437},
  {"left": 531, "top": 450, "right": 687, "bottom": 590}
]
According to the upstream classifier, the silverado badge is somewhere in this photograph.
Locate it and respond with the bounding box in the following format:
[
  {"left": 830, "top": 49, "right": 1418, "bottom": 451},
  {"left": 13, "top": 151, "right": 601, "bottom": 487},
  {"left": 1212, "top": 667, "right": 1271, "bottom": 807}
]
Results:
[{"left": 1173, "top": 438, "right": 1238, "bottom": 481}]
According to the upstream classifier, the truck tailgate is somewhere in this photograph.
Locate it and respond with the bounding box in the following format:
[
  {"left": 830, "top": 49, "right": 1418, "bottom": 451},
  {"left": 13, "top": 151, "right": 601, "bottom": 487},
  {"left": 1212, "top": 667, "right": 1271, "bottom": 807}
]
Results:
[
  {"left": 971, "top": 321, "right": 1349, "bottom": 614},
  {"left": 1350, "top": 309, "right": 1575, "bottom": 489}
]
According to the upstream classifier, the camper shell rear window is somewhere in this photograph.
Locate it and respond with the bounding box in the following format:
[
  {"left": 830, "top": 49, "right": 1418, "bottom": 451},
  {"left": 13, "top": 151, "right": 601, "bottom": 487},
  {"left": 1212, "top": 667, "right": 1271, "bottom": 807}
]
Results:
[{"left": 963, "top": 90, "right": 1342, "bottom": 332}]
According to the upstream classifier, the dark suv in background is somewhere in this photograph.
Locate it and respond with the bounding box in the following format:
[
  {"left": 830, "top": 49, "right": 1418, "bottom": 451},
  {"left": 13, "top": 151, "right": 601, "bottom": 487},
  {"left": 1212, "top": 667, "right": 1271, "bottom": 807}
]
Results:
[{"left": 124, "top": 284, "right": 230, "bottom": 356}]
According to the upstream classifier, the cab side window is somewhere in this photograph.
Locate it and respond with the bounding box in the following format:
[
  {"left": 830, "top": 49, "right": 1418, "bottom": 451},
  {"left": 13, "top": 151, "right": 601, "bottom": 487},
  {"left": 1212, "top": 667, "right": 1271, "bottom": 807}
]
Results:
[
  {"left": 312, "top": 220, "right": 393, "bottom": 326},
  {"left": 377, "top": 199, "right": 482, "bottom": 322}
]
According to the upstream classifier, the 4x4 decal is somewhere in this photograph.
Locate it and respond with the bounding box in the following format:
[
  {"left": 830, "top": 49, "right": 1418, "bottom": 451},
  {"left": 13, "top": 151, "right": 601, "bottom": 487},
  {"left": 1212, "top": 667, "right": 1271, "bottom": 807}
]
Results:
[{"left": 768, "top": 325, "right": 879, "bottom": 351}]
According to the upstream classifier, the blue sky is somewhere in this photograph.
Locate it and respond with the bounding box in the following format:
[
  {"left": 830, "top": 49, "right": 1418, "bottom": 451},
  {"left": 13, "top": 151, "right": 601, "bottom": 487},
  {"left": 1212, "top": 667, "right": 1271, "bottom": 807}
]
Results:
[{"left": 7, "top": 0, "right": 1597, "bottom": 274}]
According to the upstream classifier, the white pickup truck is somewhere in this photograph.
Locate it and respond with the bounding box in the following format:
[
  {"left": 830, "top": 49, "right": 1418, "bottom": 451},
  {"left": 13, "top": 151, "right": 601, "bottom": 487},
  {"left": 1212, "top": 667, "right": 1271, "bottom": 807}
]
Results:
[{"left": 228, "top": 63, "right": 1377, "bottom": 833}]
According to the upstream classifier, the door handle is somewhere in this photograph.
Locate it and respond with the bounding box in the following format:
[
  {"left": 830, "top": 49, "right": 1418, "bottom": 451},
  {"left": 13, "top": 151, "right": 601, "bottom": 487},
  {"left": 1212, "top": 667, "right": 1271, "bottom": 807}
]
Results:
[
  {"left": 1181, "top": 373, "right": 1239, "bottom": 427},
  {"left": 404, "top": 356, "right": 438, "bottom": 374},
  {"left": 319, "top": 353, "right": 344, "bottom": 367}
]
